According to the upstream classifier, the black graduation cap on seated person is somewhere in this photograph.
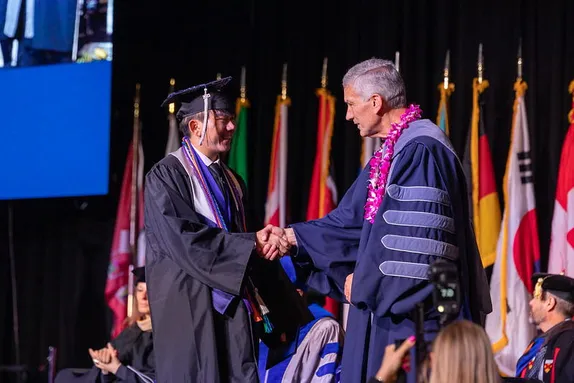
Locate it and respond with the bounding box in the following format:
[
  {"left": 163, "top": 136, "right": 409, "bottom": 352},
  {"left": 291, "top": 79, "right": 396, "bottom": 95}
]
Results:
[
  {"left": 132, "top": 266, "right": 146, "bottom": 284},
  {"left": 531, "top": 272, "right": 574, "bottom": 303},
  {"left": 160, "top": 76, "right": 234, "bottom": 145}
]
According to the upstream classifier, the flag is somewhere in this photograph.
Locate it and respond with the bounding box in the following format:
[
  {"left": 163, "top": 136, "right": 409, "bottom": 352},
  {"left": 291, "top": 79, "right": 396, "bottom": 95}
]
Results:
[
  {"left": 464, "top": 78, "right": 501, "bottom": 268},
  {"left": 548, "top": 80, "right": 574, "bottom": 277},
  {"left": 165, "top": 113, "right": 180, "bottom": 155},
  {"left": 486, "top": 80, "right": 541, "bottom": 376},
  {"left": 105, "top": 134, "right": 145, "bottom": 338},
  {"left": 228, "top": 97, "right": 250, "bottom": 184},
  {"left": 264, "top": 95, "right": 290, "bottom": 227},
  {"left": 436, "top": 82, "right": 454, "bottom": 136},
  {"left": 307, "top": 87, "right": 339, "bottom": 317}
]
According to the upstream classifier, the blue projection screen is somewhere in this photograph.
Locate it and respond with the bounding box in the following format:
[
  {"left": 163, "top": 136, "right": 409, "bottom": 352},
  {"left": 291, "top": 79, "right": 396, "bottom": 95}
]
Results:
[{"left": 0, "top": 1, "right": 113, "bottom": 200}]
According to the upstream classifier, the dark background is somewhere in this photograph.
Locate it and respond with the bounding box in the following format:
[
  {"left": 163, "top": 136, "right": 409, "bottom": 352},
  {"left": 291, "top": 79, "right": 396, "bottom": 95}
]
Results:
[{"left": 1, "top": 0, "right": 573, "bottom": 380}]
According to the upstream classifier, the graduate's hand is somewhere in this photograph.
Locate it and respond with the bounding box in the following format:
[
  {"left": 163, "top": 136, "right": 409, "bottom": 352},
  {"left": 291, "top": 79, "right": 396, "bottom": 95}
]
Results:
[
  {"left": 344, "top": 273, "right": 353, "bottom": 303},
  {"left": 93, "top": 343, "right": 122, "bottom": 376},
  {"left": 256, "top": 225, "right": 290, "bottom": 260},
  {"left": 375, "top": 336, "right": 415, "bottom": 383}
]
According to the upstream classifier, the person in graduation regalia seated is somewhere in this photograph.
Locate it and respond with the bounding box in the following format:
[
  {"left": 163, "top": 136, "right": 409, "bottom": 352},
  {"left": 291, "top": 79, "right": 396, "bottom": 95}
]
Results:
[
  {"left": 278, "top": 58, "right": 492, "bottom": 383},
  {"left": 55, "top": 267, "right": 154, "bottom": 383},
  {"left": 144, "top": 77, "right": 313, "bottom": 383},
  {"left": 515, "top": 273, "right": 574, "bottom": 383},
  {"left": 257, "top": 256, "right": 345, "bottom": 383}
]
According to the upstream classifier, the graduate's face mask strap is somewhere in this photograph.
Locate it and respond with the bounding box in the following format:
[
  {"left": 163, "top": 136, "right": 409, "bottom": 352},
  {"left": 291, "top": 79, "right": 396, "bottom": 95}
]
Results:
[{"left": 199, "top": 88, "right": 211, "bottom": 146}]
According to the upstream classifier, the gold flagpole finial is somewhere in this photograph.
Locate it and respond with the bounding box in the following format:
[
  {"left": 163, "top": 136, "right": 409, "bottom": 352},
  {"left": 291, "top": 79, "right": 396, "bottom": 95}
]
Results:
[
  {"left": 395, "top": 51, "right": 400, "bottom": 73},
  {"left": 517, "top": 38, "right": 523, "bottom": 82},
  {"left": 321, "top": 57, "right": 328, "bottom": 89},
  {"left": 477, "top": 43, "right": 484, "bottom": 84},
  {"left": 443, "top": 50, "right": 450, "bottom": 90},
  {"left": 281, "top": 63, "right": 288, "bottom": 100},
  {"left": 240, "top": 66, "right": 247, "bottom": 103},
  {"left": 168, "top": 78, "right": 175, "bottom": 114},
  {"left": 216, "top": 73, "right": 222, "bottom": 81}
]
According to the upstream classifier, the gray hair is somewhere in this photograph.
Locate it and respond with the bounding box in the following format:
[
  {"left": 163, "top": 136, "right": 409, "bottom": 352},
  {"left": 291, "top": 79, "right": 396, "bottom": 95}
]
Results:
[
  {"left": 553, "top": 294, "right": 574, "bottom": 318},
  {"left": 342, "top": 58, "right": 406, "bottom": 109}
]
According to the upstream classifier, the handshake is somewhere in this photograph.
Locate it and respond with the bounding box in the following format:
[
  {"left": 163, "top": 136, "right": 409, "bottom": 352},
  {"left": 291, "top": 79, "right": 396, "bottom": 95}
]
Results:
[{"left": 255, "top": 225, "right": 297, "bottom": 261}]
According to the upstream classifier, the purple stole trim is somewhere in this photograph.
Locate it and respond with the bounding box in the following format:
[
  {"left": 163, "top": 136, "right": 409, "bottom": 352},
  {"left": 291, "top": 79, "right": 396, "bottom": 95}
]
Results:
[{"left": 180, "top": 139, "right": 248, "bottom": 314}]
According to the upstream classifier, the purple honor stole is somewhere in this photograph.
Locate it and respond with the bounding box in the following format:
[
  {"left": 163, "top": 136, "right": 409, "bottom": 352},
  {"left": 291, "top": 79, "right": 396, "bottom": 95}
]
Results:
[{"left": 179, "top": 137, "right": 248, "bottom": 315}]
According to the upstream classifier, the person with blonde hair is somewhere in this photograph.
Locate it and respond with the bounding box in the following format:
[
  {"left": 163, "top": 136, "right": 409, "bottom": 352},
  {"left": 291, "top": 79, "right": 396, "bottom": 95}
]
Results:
[
  {"left": 369, "top": 320, "right": 501, "bottom": 383},
  {"left": 425, "top": 320, "right": 501, "bottom": 383}
]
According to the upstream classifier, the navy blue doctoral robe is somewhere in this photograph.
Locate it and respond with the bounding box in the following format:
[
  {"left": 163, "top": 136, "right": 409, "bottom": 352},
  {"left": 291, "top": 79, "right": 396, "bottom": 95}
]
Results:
[{"left": 290, "top": 119, "right": 492, "bottom": 383}]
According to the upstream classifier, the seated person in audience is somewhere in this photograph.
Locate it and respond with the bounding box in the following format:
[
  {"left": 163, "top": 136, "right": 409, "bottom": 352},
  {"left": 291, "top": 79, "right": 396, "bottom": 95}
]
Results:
[
  {"left": 55, "top": 267, "right": 154, "bottom": 382},
  {"left": 515, "top": 273, "right": 574, "bottom": 383},
  {"left": 257, "top": 256, "right": 345, "bottom": 383},
  {"left": 368, "top": 320, "right": 501, "bottom": 383}
]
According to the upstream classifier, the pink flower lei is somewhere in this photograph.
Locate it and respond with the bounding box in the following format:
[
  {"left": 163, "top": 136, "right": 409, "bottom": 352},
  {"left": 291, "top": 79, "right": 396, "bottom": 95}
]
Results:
[{"left": 364, "top": 104, "right": 422, "bottom": 224}]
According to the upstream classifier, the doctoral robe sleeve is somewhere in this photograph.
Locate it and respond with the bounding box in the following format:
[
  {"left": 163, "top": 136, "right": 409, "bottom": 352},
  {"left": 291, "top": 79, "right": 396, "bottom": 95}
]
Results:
[
  {"left": 110, "top": 325, "right": 142, "bottom": 363},
  {"left": 289, "top": 169, "right": 369, "bottom": 299},
  {"left": 552, "top": 333, "right": 574, "bottom": 383},
  {"left": 144, "top": 163, "right": 256, "bottom": 296},
  {"left": 352, "top": 141, "right": 461, "bottom": 317},
  {"left": 100, "top": 366, "right": 141, "bottom": 383}
]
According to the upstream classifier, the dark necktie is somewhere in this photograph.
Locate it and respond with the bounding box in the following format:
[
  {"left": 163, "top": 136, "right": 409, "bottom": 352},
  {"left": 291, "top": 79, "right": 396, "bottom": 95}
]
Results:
[
  {"left": 208, "top": 162, "right": 227, "bottom": 196},
  {"left": 208, "top": 162, "right": 238, "bottom": 229}
]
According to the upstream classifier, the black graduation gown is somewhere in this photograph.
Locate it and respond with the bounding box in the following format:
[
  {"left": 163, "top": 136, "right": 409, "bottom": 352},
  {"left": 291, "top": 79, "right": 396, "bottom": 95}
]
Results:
[
  {"left": 517, "top": 320, "right": 574, "bottom": 383},
  {"left": 144, "top": 152, "right": 311, "bottom": 383},
  {"left": 54, "top": 324, "right": 154, "bottom": 383}
]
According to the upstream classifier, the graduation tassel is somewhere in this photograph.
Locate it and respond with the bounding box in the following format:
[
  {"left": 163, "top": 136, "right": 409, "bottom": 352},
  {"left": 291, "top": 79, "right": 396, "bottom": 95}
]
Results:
[
  {"left": 254, "top": 288, "right": 273, "bottom": 333},
  {"left": 199, "top": 88, "right": 210, "bottom": 146}
]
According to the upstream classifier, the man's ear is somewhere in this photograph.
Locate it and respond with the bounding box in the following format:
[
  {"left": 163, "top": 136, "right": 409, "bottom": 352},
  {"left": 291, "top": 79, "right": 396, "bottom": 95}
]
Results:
[
  {"left": 371, "top": 94, "right": 384, "bottom": 113},
  {"left": 188, "top": 119, "right": 201, "bottom": 137},
  {"left": 546, "top": 295, "right": 558, "bottom": 312}
]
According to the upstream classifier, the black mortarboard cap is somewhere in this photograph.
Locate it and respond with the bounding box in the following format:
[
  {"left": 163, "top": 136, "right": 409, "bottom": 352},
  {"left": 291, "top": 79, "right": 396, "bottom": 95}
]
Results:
[
  {"left": 160, "top": 76, "right": 234, "bottom": 122},
  {"left": 531, "top": 272, "right": 574, "bottom": 303},
  {"left": 132, "top": 266, "right": 146, "bottom": 284}
]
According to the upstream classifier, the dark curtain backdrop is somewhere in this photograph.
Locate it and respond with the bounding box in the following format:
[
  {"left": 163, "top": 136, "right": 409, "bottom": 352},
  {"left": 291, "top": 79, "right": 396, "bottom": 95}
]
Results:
[{"left": 1, "top": 0, "right": 573, "bottom": 381}]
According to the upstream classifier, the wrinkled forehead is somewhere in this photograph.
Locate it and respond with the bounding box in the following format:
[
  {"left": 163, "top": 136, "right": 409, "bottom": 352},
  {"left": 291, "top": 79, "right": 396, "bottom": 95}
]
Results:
[{"left": 343, "top": 86, "right": 362, "bottom": 103}]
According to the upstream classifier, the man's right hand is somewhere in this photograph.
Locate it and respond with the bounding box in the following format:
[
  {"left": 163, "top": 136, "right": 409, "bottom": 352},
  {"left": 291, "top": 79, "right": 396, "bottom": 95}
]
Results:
[{"left": 256, "top": 225, "right": 290, "bottom": 260}]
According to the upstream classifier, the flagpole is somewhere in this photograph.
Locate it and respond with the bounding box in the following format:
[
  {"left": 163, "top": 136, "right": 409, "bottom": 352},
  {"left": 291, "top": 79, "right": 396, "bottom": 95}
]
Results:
[
  {"left": 127, "top": 83, "right": 141, "bottom": 318},
  {"left": 279, "top": 63, "right": 288, "bottom": 227},
  {"left": 478, "top": 43, "right": 484, "bottom": 84},
  {"left": 516, "top": 38, "right": 523, "bottom": 82},
  {"left": 321, "top": 57, "right": 328, "bottom": 89},
  {"left": 443, "top": 50, "right": 450, "bottom": 90},
  {"left": 240, "top": 66, "right": 247, "bottom": 104},
  {"left": 168, "top": 78, "right": 175, "bottom": 114}
]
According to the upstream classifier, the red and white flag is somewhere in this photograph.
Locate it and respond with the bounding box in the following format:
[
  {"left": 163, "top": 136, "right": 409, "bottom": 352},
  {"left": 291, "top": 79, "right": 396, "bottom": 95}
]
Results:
[
  {"left": 265, "top": 96, "right": 290, "bottom": 227},
  {"left": 486, "top": 80, "right": 540, "bottom": 376},
  {"left": 105, "top": 139, "right": 145, "bottom": 338},
  {"left": 548, "top": 82, "right": 574, "bottom": 277}
]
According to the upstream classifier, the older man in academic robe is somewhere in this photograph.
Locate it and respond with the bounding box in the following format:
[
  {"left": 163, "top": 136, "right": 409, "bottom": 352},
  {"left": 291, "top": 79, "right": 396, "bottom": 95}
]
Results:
[{"left": 280, "top": 59, "right": 492, "bottom": 383}]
